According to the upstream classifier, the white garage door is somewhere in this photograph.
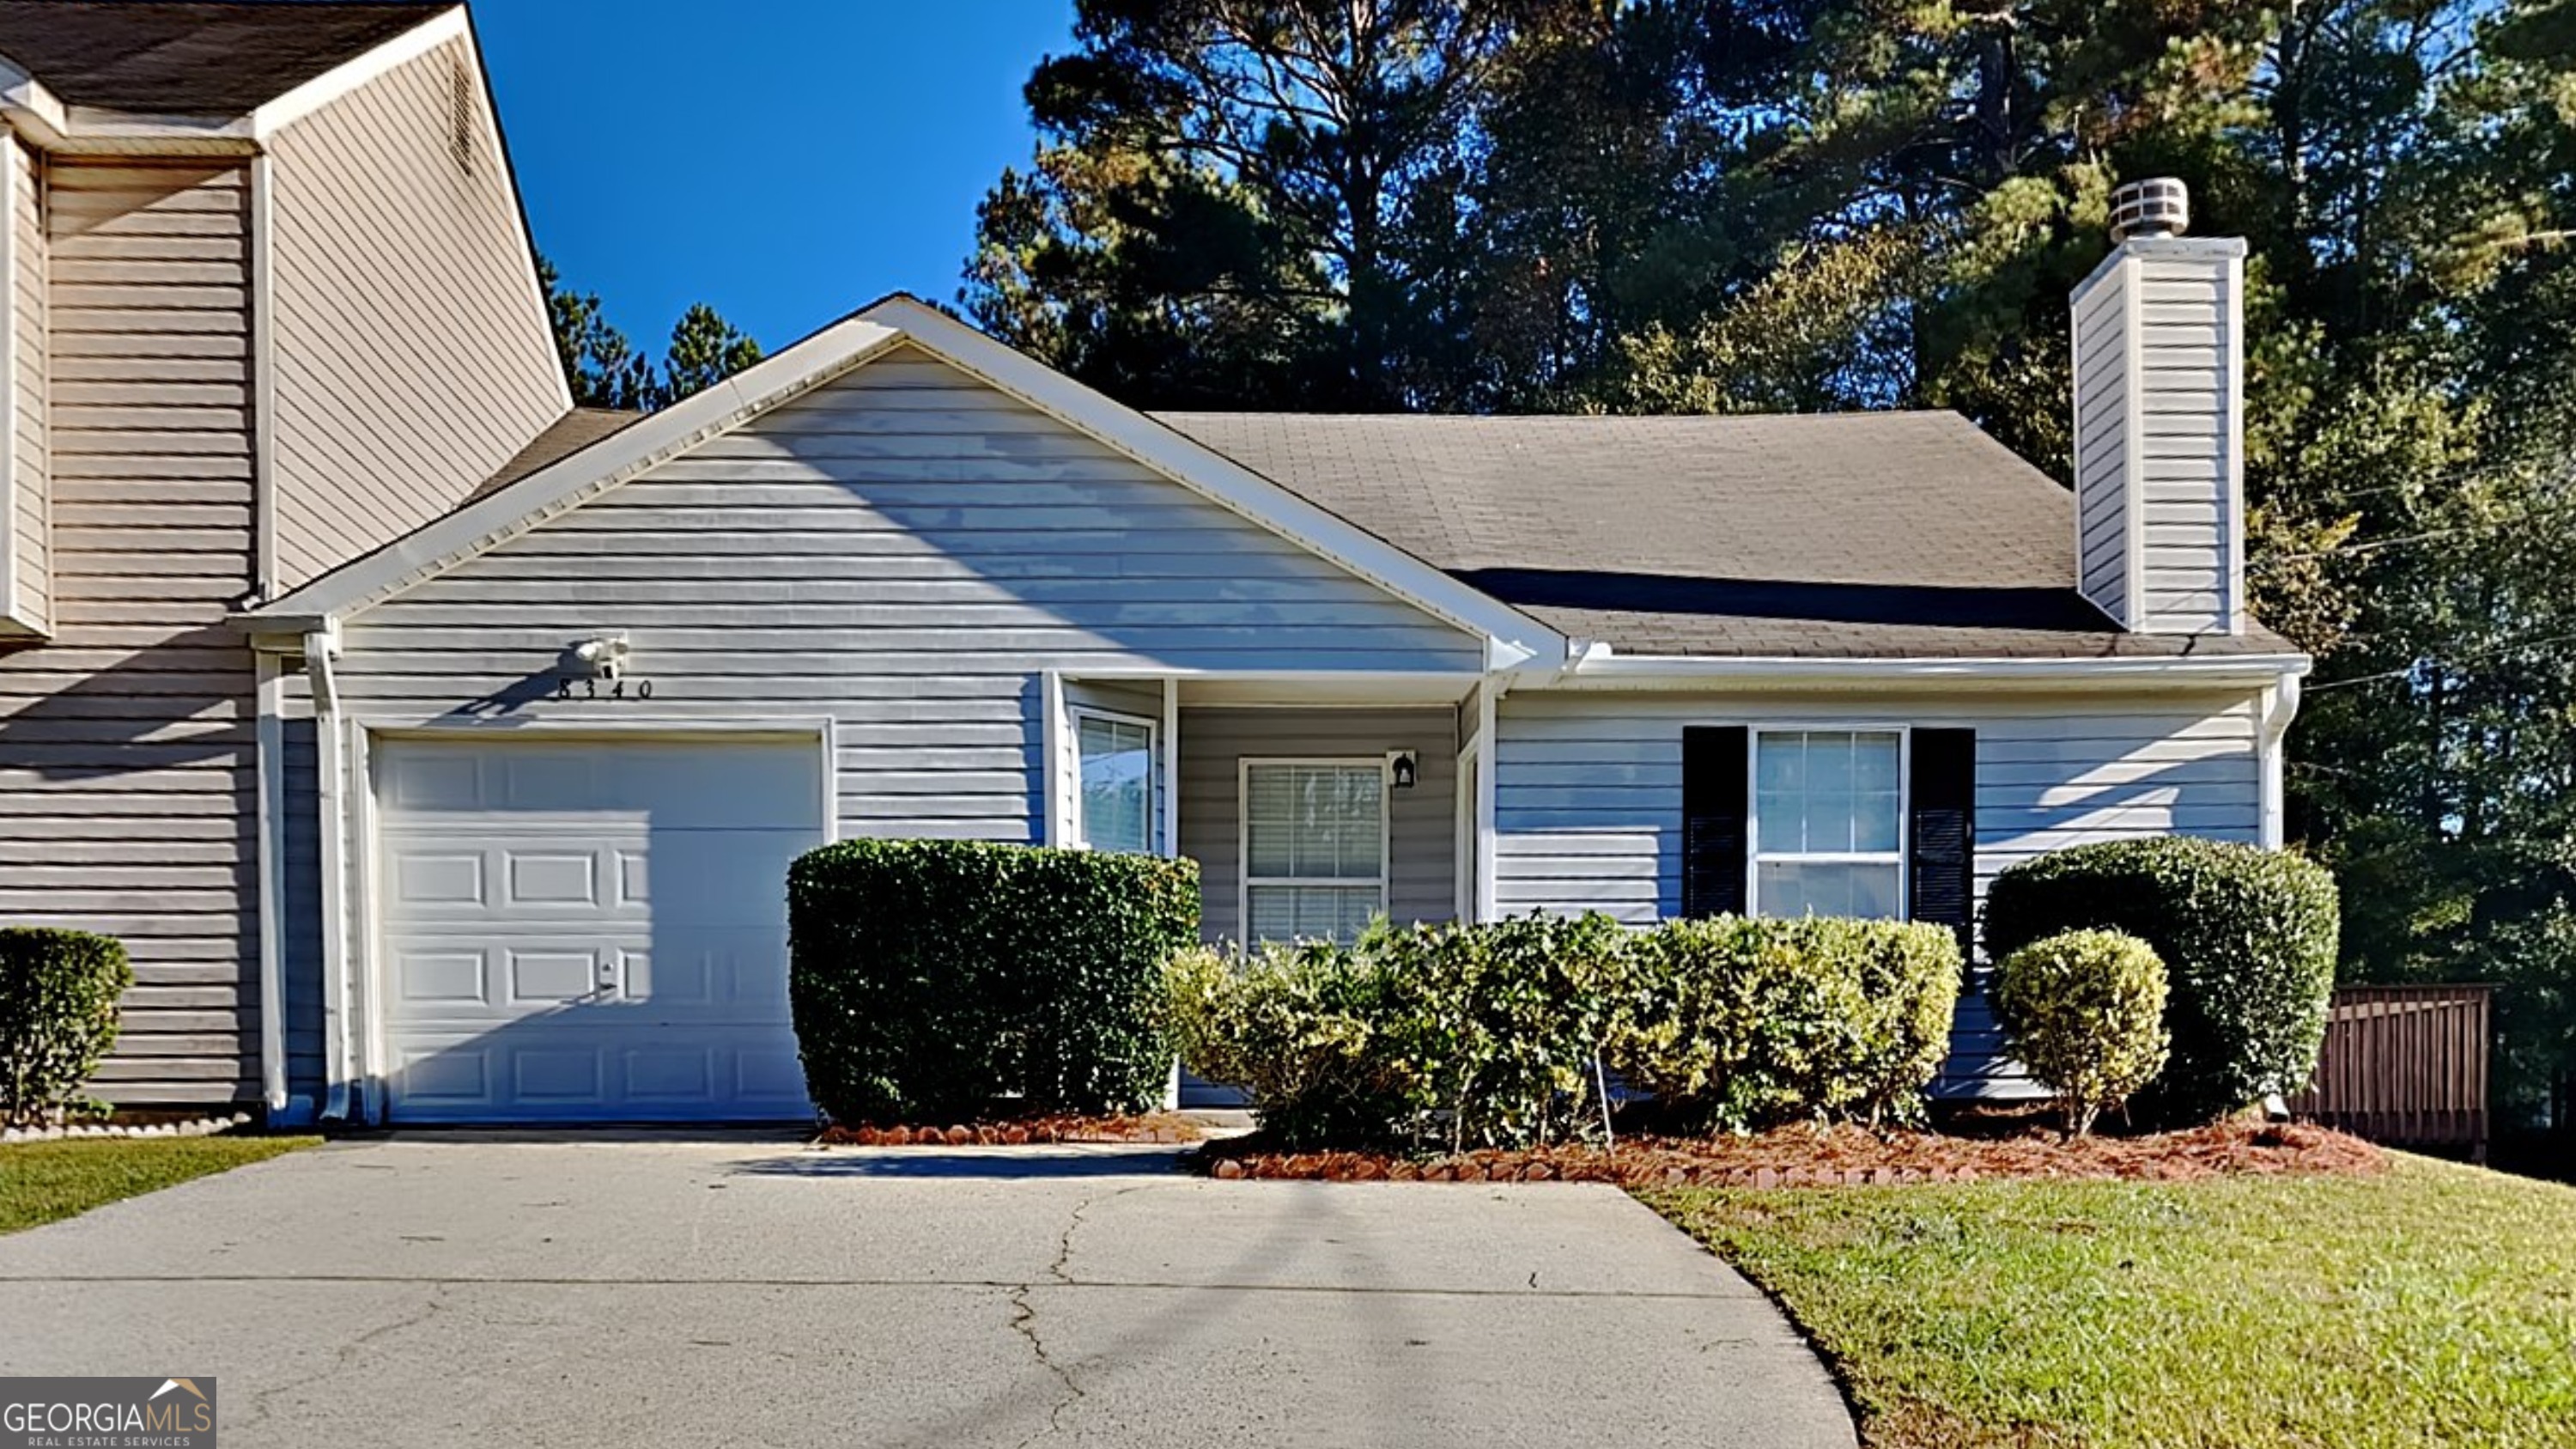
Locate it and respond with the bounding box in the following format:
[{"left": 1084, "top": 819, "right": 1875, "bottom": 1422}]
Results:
[{"left": 376, "top": 735, "right": 823, "bottom": 1123}]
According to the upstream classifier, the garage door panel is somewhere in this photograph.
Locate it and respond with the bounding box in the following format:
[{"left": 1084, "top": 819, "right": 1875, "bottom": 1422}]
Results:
[{"left": 375, "top": 736, "right": 823, "bottom": 1123}]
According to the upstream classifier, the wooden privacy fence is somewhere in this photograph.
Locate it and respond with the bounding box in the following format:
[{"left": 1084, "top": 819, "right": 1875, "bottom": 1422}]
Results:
[{"left": 2288, "top": 984, "right": 2492, "bottom": 1160}]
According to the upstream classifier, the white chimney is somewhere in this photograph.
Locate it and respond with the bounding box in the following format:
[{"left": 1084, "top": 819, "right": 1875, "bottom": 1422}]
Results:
[{"left": 2069, "top": 178, "right": 2247, "bottom": 636}]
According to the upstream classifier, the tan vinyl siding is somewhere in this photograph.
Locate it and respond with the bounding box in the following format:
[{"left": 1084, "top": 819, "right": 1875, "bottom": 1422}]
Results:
[
  {"left": 0, "top": 160, "right": 258, "bottom": 1105},
  {"left": 264, "top": 36, "right": 564, "bottom": 590},
  {"left": 1489, "top": 687, "right": 2266, "bottom": 1095},
  {"left": 6, "top": 137, "right": 49, "bottom": 636},
  {"left": 1179, "top": 707, "right": 1459, "bottom": 944}
]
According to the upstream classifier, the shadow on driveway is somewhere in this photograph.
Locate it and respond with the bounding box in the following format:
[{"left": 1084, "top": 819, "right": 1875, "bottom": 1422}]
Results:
[{"left": 729, "top": 1147, "right": 1189, "bottom": 1181}]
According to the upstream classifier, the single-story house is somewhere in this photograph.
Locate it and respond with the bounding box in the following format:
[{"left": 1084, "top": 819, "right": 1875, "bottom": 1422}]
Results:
[{"left": 236, "top": 182, "right": 2306, "bottom": 1123}]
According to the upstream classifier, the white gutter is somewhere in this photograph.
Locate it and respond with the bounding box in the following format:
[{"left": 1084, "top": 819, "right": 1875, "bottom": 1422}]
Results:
[
  {"left": 305, "top": 627, "right": 352, "bottom": 1124},
  {"left": 253, "top": 654, "right": 288, "bottom": 1116},
  {"left": 1553, "top": 648, "right": 2313, "bottom": 689},
  {"left": 2258, "top": 673, "right": 2304, "bottom": 849}
]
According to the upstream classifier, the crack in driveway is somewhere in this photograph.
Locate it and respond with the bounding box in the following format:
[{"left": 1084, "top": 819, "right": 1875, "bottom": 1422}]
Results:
[
  {"left": 1005, "top": 1182, "right": 1165, "bottom": 1447},
  {"left": 229, "top": 1281, "right": 452, "bottom": 1436}
]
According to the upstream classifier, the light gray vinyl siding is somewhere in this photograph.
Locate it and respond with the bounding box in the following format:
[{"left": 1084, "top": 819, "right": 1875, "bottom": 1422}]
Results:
[
  {"left": 302, "top": 347, "right": 1483, "bottom": 1038},
  {"left": 1489, "top": 687, "right": 2265, "bottom": 1095},
  {"left": 1179, "top": 707, "right": 1459, "bottom": 944},
  {"left": 0, "top": 160, "right": 258, "bottom": 1105},
  {"left": 2070, "top": 268, "right": 2128, "bottom": 624},
  {"left": 264, "top": 36, "right": 565, "bottom": 590},
  {"left": 2129, "top": 253, "right": 2239, "bottom": 631},
  {"left": 7, "top": 137, "right": 49, "bottom": 636},
  {"left": 2068, "top": 240, "right": 2244, "bottom": 636}
]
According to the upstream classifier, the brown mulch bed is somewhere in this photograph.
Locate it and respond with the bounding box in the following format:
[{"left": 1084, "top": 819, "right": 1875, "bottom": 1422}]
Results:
[
  {"left": 1194, "top": 1119, "right": 2385, "bottom": 1187},
  {"left": 816, "top": 1111, "right": 1207, "bottom": 1147}
]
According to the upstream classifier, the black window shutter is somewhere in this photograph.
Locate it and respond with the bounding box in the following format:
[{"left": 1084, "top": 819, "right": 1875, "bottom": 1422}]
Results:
[
  {"left": 1680, "top": 727, "right": 1749, "bottom": 917},
  {"left": 1909, "top": 728, "right": 1977, "bottom": 956}
]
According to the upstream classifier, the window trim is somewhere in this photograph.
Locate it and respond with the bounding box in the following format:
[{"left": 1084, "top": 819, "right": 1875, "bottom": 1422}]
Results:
[
  {"left": 1237, "top": 755, "right": 1393, "bottom": 943},
  {"left": 1070, "top": 705, "right": 1158, "bottom": 854},
  {"left": 1747, "top": 725, "right": 1911, "bottom": 919}
]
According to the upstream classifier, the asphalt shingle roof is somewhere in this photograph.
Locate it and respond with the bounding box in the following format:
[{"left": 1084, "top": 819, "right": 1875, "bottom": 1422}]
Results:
[
  {"left": 1152, "top": 410, "right": 2296, "bottom": 660},
  {"left": 467, "top": 407, "right": 642, "bottom": 502},
  {"left": 0, "top": 1, "right": 448, "bottom": 115}
]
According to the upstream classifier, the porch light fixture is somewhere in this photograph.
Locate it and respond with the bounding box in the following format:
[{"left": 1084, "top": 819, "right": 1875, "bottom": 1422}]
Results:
[
  {"left": 567, "top": 633, "right": 630, "bottom": 680},
  {"left": 1388, "top": 750, "right": 1419, "bottom": 789}
]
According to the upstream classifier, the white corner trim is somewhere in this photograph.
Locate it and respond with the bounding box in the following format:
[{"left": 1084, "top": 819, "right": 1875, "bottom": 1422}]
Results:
[
  {"left": 1041, "top": 669, "right": 1068, "bottom": 848},
  {"left": 0, "top": 136, "right": 15, "bottom": 631},
  {"left": 248, "top": 152, "right": 279, "bottom": 600},
  {"left": 876, "top": 300, "right": 1564, "bottom": 669},
  {"left": 2222, "top": 247, "right": 2248, "bottom": 636},
  {"left": 249, "top": 6, "right": 471, "bottom": 139},
  {"left": 307, "top": 631, "right": 353, "bottom": 1123},
  {"left": 1473, "top": 675, "right": 1499, "bottom": 923},
  {"left": 244, "top": 296, "right": 1564, "bottom": 668}
]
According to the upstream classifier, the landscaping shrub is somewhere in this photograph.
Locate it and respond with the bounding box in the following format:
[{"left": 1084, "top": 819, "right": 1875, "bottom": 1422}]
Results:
[
  {"left": 1994, "top": 928, "right": 2171, "bottom": 1135},
  {"left": 1609, "top": 916, "right": 1963, "bottom": 1132},
  {"left": 1163, "top": 940, "right": 1410, "bottom": 1148},
  {"left": 1370, "top": 912, "right": 1637, "bottom": 1152},
  {"left": 0, "top": 927, "right": 133, "bottom": 1128},
  {"left": 787, "top": 839, "right": 1199, "bottom": 1123},
  {"left": 1983, "top": 837, "right": 2339, "bottom": 1124}
]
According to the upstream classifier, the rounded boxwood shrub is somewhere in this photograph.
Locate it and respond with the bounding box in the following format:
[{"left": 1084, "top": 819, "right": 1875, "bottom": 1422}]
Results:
[
  {"left": 1983, "top": 837, "right": 2338, "bottom": 1124},
  {"left": 0, "top": 927, "right": 134, "bottom": 1127},
  {"left": 787, "top": 839, "right": 1200, "bottom": 1124},
  {"left": 1994, "top": 928, "right": 2170, "bottom": 1135},
  {"left": 1609, "top": 915, "right": 1963, "bottom": 1132}
]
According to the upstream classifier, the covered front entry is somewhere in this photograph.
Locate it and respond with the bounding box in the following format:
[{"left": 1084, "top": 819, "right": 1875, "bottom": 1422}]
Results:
[{"left": 373, "top": 734, "right": 826, "bottom": 1123}]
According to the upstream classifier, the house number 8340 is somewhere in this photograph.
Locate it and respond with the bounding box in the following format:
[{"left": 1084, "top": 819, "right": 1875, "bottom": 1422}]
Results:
[{"left": 556, "top": 677, "right": 653, "bottom": 701}]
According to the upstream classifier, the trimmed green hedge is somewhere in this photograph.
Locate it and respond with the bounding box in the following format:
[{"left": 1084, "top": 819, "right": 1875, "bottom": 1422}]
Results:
[
  {"left": 1983, "top": 837, "right": 2338, "bottom": 1124},
  {"left": 0, "top": 927, "right": 132, "bottom": 1128},
  {"left": 1166, "top": 912, "right": 1964, "bottom": 1149},
  {"left": 1611, "top": 916, "right": 1963, "bottom": 1133},
  {"left": 1994, "top": 928, "right": 2170, "bottom": 1135},
  {"left": 787, "top": 840, "right": 1200, "bottom": 1124}
]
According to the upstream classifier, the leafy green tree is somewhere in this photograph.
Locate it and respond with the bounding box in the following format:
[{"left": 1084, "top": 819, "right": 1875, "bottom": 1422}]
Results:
[{"left": 538, "top": 255, "right": 761, "bottom": 411}]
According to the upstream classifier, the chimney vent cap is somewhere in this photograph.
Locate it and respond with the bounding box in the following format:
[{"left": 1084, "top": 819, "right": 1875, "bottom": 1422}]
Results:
[{"left": 2111, "top": 178, "right": 2190, "bottom": 241}]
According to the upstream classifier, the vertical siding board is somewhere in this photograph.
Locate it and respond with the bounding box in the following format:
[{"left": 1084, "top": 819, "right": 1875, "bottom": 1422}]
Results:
[
  {"left": 264, "top": 37, "right": 563, "bottom": 589},
  {"left": 0, "top": 160, "right": 257, "bottom": 1104}
]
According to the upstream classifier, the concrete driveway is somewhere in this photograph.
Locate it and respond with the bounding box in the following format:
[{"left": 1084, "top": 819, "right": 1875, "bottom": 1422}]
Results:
[{"left": 0, "top": 1135, "right": 1855, "bottom": 1447}]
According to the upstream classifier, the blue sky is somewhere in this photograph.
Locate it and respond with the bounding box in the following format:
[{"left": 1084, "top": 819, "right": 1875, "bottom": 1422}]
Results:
[{"left": 473, "top": 1, "right": 1077, "bottom": 354}]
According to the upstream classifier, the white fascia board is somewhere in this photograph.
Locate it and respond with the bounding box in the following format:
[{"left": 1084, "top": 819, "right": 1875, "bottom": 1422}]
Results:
[
  {"left": 245, "top": 295, "right": 1564, "bottom": 668},
  {"left": 1541, "top": 649, "right": 2312, "bottom": 692},
  {"left": 869, "top": 298, "right": 1564, "bottom": 669},
  {"left": 250, "top": 6, "right": 467, "bottom": 139},
  {"left": 247, "top": 316, "right": 910, "bottom": 623}
]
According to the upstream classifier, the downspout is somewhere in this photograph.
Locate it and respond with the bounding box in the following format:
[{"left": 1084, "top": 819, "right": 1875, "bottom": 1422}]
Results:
[
  {"left": 306, "top": 627, "right": 351, "bottom": 1123},
  {"left": 253, "top": 652, "right": 289, "bottom": 1117},
  {"left": 2258, "top": 673, "right": 2302, "bottom": 850}
]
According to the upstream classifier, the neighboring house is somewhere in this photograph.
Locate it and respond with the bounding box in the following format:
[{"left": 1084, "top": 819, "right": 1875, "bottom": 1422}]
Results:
[
  {"left": 240, "top": 177, "right": 2304, "bottom": 1124},
  {"left": 0, "top": 5, "right": 2306, "bottom": 1129},
  {"left": 0, "top": 2, "right": 568, "bottom": 1109}
]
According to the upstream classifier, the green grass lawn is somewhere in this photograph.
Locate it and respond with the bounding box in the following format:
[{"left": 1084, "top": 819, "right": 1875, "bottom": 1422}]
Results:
[
  {"left": 1642, "top": 1157, "right": 2576, "bottom": 1449},
  {"left": 1, "top": 1134, "right": 317, "bottom": 1234}
]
